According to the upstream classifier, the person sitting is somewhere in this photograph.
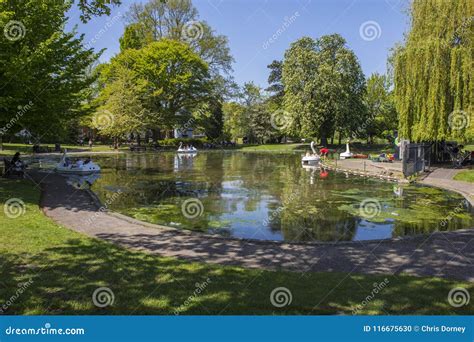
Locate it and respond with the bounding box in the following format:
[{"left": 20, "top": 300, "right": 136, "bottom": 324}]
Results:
[
  {"left": 11, "top": 152, "right": 26, "bottom": 171},
  {"left": 76, "top": 159, "right": 84, "bottom": 168},
  {"left": 4, "top": 152, "right": 25, "bottom": 178}
]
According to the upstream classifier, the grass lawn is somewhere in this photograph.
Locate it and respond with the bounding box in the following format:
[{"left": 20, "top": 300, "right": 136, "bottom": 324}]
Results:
[
  {"left": 0, "top": 178, "right": 472, "bottom": 315},
  {"left": 238, "top": 143, "right": 306, "bottom": 152},
  {"left": 237, "top": 143, "right": 394, "bottom": 154},
  {"left": 454, "top": 170, "right": 474, "bottom": 183},
  {"left": 464, "top": 145, "right": 474, "bottom": 151}
]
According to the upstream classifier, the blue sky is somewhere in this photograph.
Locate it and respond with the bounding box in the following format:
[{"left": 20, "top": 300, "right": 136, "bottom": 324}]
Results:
[{"left": 67, "top": 0, "right": 410, "bottom": 88}]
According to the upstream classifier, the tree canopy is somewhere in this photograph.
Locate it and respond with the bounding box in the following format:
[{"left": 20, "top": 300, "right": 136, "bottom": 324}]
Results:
[
  {"left": 0, "top": 0, "right": 99, "bottom": 141},
  {"left": 94, "top": 39, "right": 210, "bottom": 139},
  {"left": 394, "top": 0, "right": 473, "bottom": 142},
  {"left": 282, "top": 34, "right": 366, "bottom": 145}
]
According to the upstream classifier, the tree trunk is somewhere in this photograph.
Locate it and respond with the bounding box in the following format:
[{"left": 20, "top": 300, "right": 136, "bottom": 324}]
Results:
[
  {"left": 136, "top": 132, "right": 141, "bottom": 146},
  {"left": 338, "top": 134, "right": 342, "bottom": 146},
  {"left": 113, "top": 137, "right": 119, "bottom": 149},
  {"left": 152, "top": 128, "right": 160, "bottom": 143},
  {"left": 144, "top": 130, "right": 150, "bottom": 144},
  {"left": 320, "top": 132, "right": 328, "bottom": 146}
]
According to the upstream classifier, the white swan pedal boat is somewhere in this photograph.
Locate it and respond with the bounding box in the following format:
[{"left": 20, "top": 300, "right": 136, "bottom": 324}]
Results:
[
  {"left": 55, "top": 151, "right": 101, "bottom": 174},
  {"left": 177, "top": 142, "right": 198, "bottom": 154},
  {"left": 339, "top": 141, "right": 353, "bottom": 159},
  {"left": 302, "top": 141, "right": 320, "bottom": 165}
]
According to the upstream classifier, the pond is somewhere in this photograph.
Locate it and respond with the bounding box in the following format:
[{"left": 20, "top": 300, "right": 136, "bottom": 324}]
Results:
[{"left": 86, "top": 152, "right": 472, "bottom": 243}]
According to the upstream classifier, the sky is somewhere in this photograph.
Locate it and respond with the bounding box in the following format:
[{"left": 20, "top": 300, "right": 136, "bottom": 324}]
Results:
[{"left": 66, "top": 0, "right": 411, "bottom": 88}]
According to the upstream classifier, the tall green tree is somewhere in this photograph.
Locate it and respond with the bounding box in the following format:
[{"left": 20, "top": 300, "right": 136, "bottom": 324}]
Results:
[
  {"left": 394, "top": 0, "right": 473, "bottom": 142},
  {"left": 93, "top": 64, "right": 147, "bottom": 148},
  {"left": 0, "top": 0, "right": 100, "bottom": 142},
  {"left": 223, "top": 102, "right": 247, "bottom": 141},
  {"left": 125, "top": 0, "right": 233, "bottom": 76},
  {"left": 266, "top": 60, "right": 284, "bottom": 104},
  {"left": 99, "top": 39, "right": 210, "bottom": 139},
  {"left": 119, "top": 23, "right": 153, "bottom": 51},
  {"left": 364, "top": 73, "right": 398, "bottom": 142},
  {"left": 282, "top": 35, "right": 366, "bottom": 145}
]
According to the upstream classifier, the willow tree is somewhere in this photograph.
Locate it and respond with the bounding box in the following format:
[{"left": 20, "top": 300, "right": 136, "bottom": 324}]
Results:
[{"left": 394, "top": 0, "right": 473, "bottom": 142}]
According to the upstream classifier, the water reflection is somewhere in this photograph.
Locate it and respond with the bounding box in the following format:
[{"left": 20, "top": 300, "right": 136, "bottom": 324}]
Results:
[
  {"left": 65, "top": 173, "right": 101, "bottom": 190},
  {"left": 90, "top": 152, "right": 474, "bottom": 242}
]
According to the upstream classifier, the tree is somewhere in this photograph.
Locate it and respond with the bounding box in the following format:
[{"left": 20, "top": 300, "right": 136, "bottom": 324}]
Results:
[
  {"left": 363, "top": 73, "right": 398, "bottom": 142},
  {"left": 226, "top": 82, "right": 278, "bottom": 144},
  {"left": 75, "top": 0, "right": 121, "bottom": 22},
  {"left": 282, "top": 35, "right": 366, "bottom": 145},
  {"left": 192, "top": 99, "right": 224, "bottom": 140},
  {"left": 126, "top": 0, "right": 233, "bottom": 76},
  {"left": 0, "top": 0, "right": 99, "bottom": 143},
  {"left": 394, "top": 0, "right": 473, "bottom": 142},
  {"left": 266, "top": 60, "right": 284, "bottom": 104},
  {"left": 223, "top": 102, "right": 246, "bottom": 141},
  {"left": 119, "top": 23, "right": 153, "bottom": 51},
  {"left": 93, "top": 65, "right": 147, "bottom": 148},
  {"left": 99, "top": 39, "right": 210, "bottom": 139}
]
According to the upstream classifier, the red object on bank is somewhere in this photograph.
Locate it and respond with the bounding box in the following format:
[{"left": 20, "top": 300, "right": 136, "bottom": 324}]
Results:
[{"left": 320, "top": 147, "right": 329, "bottom": 156}]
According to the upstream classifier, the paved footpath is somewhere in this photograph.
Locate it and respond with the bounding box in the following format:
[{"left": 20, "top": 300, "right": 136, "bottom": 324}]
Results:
[{"left": 30, "top": 171, "right": 474, "bottom": 281}]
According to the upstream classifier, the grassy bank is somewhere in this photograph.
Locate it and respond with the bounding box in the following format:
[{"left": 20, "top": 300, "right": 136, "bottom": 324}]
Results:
[
  {"left": 454, "top": 170, "right": 474, "bottom": 183},
  {"left": 0, "top": 178, "right": 472, "bottom": 314}
]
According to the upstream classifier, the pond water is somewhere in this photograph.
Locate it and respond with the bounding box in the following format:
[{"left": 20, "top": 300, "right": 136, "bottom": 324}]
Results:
[{"left": 86, "top": 152, "right": 472, "bottom": 243}]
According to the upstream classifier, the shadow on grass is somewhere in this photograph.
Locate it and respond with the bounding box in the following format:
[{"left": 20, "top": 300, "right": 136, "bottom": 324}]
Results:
[{"left": 0, "top": 237, "right": 473, "bottom": 315}]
